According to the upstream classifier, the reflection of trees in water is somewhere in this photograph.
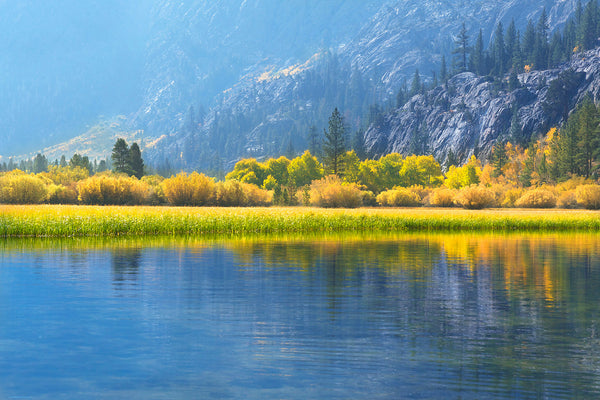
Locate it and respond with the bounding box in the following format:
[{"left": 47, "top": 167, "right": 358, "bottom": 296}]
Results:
[
  {"left": 111, "top": 248, "right": 142, "bottom": 287},
  {"left": 225, "top": 236, "right": 600, "bottom": 381}
]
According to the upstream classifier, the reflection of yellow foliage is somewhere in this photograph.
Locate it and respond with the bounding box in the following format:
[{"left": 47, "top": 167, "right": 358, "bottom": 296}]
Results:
[
  {"left": 2, "top": 226, "right": 600, "bottom": 312},
  {"left": 543, "top": 263, "right": 555, "bottom": 304},
  {"left": 524, "top": 64, "right": 532, "bottom": 72}
]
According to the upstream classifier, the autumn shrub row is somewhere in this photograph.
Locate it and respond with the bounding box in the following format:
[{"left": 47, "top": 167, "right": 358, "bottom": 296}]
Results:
[{"left": 2, "top": 168, "right": 600, "bottom": 209}]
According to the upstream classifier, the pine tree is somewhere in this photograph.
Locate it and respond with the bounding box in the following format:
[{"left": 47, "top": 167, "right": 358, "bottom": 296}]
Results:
[
  {"left": 512, "top": 29, "right": 524, "bottom": 72},
  {"left": 440, "top": 55, "right": 448, "bottom": 83},
  {"left": 285, "top": 136, "right": 296, "bottom": 159},
  {"left": 112, "top": 138, "right": 131, "bottom": 175},
  {"left": 557, "top": 112, "right": 581, "bottom": 177},
  {"left": 581, "top": 0, "right": 600, "bottom": 50},
  {"left": 520, "top": 143, "right": 536, "bottom": 187},
  {"left": 70, "top": 154, "right": 92, "bottom": 173},
  {"left": 491, "top": 141, "right": 508, "bottom": 178},
  {"left": 505, "top": 20, "right": 518, "bottom": 69},
  {"left": 452, "top": 23, "right": 470, "bottom": 74},
  {"left": 470, "top": 29, "right": 486, "bottom": 75},
  {"left": 575, "top": 94, "right": 599, "bottom": 177},
  {"left": 509, "top": 106, "right": 525, "bottom": 145},
  {"left": 352, "top": 128, "right": 367, "bottom": 160},
  {"left": 409, "top": 69, "right": 421, "bottom": 97},
  {"left": 97, "top": 159, "right": 108, "bottom": 173},
  {"left": 323, "top": 108, "right": 346, "bottom": 175},
  {"left": 549, "top": 31, "right": 565, "bottom": 66},
  {"left": 307, "top": 125, "right": 321, "bottom": 158},
  {"left": 491, "top": 22, "right": 506, "bottom": 76},
  {"left": 534, "top": 9, "right": 549, "bottom": 70},
  {"left": 128, "top": 142, "right": 145, "bottom": 179},
  {"left": 522, "top": 20, "right": 536, "bottom": 66},
  {"left": 508, "top": 70, "right": 520, "bottom": 91},
  {"left": 33, "top": 153, "right": 48, "bottom": 174},
  {"left": 446, "top": 149, "right": 458, "bottom": 169}
]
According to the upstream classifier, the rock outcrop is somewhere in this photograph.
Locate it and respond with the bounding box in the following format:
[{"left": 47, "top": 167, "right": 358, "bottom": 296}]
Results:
[{"left": 365, "top": 47, "right": 600, "bottom": 164}]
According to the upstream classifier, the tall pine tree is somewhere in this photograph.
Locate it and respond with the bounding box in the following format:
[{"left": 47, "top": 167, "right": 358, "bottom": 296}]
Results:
[
  {"left": 129, "top": 142, "right": 145, "bottom": 179},
  {"left": 112, "top": 138, "right": 131, "bottom": 175},
  {"left": 452, "top": 23, "right": 470, "bottom": 74},
  {"left": 323, "top": 108, "right": 347, "bottom": 175}
]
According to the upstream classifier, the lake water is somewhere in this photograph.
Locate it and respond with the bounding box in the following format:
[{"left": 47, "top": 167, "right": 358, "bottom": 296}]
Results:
[{"left": 1, "top": 233, "right": 600, "bottom": 399}]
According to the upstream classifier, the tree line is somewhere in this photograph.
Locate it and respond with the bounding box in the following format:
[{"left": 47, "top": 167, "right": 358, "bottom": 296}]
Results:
[
  {"left": 0, "top": 138, "right": 145, "bottom": 178},
  {"left": 397, "top": 0, "right": 600, "bottom": 107}
]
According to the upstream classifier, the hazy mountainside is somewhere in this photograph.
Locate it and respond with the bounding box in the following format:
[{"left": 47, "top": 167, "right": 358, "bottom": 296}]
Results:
[
  {"left": 142, "top": 0, "right": 583, "bottom": 172},
  {"left": 0, "top": 0, "right": 590, "bottom": 173},
  {"left": 365, "top": 47, "right": 600, "bottom": 165},
  {"left": 133, "top": 0, "right": 386, "bottom": 137},
  {"left": 343, "top": 0, "right": 579, "bottom": 92},
  {"left": 0, "top": 0, "right": 151, "bottom": 155}
]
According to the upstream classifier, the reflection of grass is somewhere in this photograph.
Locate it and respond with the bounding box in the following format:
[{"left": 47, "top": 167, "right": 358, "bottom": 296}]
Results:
[{"left": 1, "top": 205, "right": 600, "bottom": 238}]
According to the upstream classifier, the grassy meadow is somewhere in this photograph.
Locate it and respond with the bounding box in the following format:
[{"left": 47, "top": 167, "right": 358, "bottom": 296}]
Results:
[{"left": 1, "top": 205, "right": 600, "bottom": 238}]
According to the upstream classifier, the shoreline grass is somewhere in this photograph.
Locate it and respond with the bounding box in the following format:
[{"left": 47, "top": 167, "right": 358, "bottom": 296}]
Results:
[
  {"left": 0, "top": 205, "right": 600, "bottom": 238},
  {"left": 1, "top": 205, "right": 600, "bottom": 238}
]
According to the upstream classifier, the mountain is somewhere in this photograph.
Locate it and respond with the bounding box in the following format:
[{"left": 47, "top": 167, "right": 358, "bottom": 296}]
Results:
[
  {"left": 134, "top": 0, "right": 387, "bottom": 136},
  {"left": 365, "top": 46, "right": 600, "bottom": 165},
  {"left": 0, "top": 0, "right": 590, "bottom": 172},
  {"left": 140, "top": 0, "right": 583, "bottom": 172},
  {"left": 0, "top": 0, "right": 151, "bottom": 155}
]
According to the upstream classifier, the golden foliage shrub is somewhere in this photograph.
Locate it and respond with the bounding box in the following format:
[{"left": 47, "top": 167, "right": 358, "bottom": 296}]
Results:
[
  {"left": 557, "top": 190, "right": 578, "bottom": 209},
  {"left": 309, "top": 175, "right": 364, "bottom": 208},
  {"left": 376, "top": 188, "right": 421, "bottom": 207},
  {"left": 0, "top": 170, "right": 48, "bottom": 204},
  {"left": 361, "top": 190, "right": 377, "bottom": 206},
  {"left": 500, "top": 188, "right": 523, "bottom": 208},
  {"left": 161, "top": 172, "right": 215, "bottom": 206},
  {"left": 215, "top": 180, "right": 246, "bottom": 206},
  {"left": 408, "top": 185, "right": 431, "bottom": 201},
  {"left": 78, "top": 174, "right": 150, "bottom": 205},
  {"left": 428, "top": 187, "right": 456, "bottom": 207},
  {"left": 575, "top": 184, "right": 600, "bottom": 209},
  {"left": 454, "top": 185, "right": 496, "bottom": 209},
  {"left": 142, "top": 175, "right": 167, "bottom": 205},
  {"left": 514, "top": 188, "right": 557, "bottom": 208},
  {"left": 556, "top": 176, "right": 592, "bottom": 192},
  {"left": 241, "top": 182, "right": 272, "bottom": 206},
  {"left": 46, "top": 184, "right": 78, "bottom": 204},
  {"left": 40, "top": 165, "right": 89, "bottom": 186},
  {"left": 214, "top": 180, "right": 271, "bottom": 206}
]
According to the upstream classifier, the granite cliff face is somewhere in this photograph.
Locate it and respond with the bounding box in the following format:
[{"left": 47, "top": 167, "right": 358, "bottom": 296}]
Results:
[
  {"left": 343, "top": 0, "right": 579, "bottom": 94},
  {"left": 364, "top": 47, "right": 600, "bottom": 164}
]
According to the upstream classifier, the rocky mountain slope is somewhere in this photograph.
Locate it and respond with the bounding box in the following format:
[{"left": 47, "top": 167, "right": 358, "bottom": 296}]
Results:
[
  {"left": 0, "top": 0, "right": 590, "bottom": 172},
  {"left": 365, "top": 46, "right": 600, "bottom": 164},
  {"left": 133, "top": 0, "right": 386, "bottom": 136},
  {"left": 141, "top": 0, "right": 583, "bottom": 172}
]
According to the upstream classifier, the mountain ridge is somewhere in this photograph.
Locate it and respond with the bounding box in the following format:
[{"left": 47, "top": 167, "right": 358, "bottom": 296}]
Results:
[{"left": 0, "top": 0, "right": 592, "bottom": 173}]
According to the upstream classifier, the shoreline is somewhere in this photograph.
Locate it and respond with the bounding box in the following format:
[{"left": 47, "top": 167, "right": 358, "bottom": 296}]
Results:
[{"left": 1, "top": 205, "right": 600, "bottom": 238}]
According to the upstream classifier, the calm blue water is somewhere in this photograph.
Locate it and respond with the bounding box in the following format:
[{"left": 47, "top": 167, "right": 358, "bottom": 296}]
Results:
[{"left": 1, "top": 235, "right": 600, "bottom": 399}]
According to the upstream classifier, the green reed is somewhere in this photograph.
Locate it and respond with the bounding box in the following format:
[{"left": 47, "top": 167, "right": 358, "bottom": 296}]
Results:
[{"left": 1, "top": 205, "right": 599, "bottom": 238}]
